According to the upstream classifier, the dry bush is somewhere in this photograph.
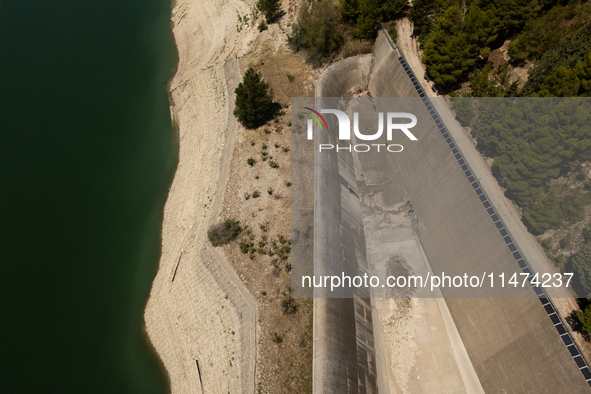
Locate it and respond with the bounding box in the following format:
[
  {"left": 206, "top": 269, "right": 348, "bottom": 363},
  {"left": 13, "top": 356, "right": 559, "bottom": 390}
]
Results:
[{"left": 342, "top": 39, "right": 373, "bottom": 58}]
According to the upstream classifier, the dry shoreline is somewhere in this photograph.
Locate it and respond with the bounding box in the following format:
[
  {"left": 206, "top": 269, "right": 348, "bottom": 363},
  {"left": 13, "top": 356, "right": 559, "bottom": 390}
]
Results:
[{"left": 144, "top": 0, "right": 259, "bottom": 392}]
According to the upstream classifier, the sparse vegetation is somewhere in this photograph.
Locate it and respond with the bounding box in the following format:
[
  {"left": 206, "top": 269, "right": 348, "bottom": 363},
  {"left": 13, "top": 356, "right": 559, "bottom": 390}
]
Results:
[
  {"left": 247, "top": 157, "right": 256, "bottom": 166},
  {"left": 387, "top": 21, "right": 397, "bottom": 42},
  {"left": 560, "top": 233, "right": 572, "bottom": 250},
  {"left": 341, "top": 39, "right": 373, "bottom": 58},
  {"left": 269, "top": 160, "right": 278, "bottom": 168},
  {"left": 281, "top": 290, "right": 298, "bottom": 314}
]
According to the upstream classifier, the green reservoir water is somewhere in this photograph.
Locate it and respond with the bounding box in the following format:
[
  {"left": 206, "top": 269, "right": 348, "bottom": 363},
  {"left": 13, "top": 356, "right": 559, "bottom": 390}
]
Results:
[{"left": 0, "top": 0, "right": 177, "bottom": 392}]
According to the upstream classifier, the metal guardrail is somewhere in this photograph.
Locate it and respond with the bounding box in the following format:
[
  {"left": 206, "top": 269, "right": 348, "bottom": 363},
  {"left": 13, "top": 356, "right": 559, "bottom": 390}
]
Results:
[{"left": 380, "top": 26, "right": 591, "bottom": 388}]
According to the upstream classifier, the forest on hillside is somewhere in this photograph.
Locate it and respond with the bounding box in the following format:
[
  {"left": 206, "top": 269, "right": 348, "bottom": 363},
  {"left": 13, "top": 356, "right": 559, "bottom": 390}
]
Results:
[
  {"left": 410, "top": 0, "right": 591, "bottom": 96},
  {"left": 427, "top": 0, "right": 591, "bottom": 311}
]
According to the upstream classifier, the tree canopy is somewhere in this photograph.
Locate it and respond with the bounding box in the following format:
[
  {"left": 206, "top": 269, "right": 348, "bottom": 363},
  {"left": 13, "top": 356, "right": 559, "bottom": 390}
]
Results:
[
  {"left": 257, "top": 0, "right": 282, "bottom": 23},
  {"left": 422, "top": 6, "right": 478, "bottom": 88},
  {"left": 453, "top": 98, "right": 591, "bottom": 234},
  {"left": 341, "top": 0, "right": 406, "bottom": 39},
  {"left": 288, "top": 0, "right": 345, "bottom": 66},
  {"left": 234, "top": 67, "right": 275, "bottom": 129}
]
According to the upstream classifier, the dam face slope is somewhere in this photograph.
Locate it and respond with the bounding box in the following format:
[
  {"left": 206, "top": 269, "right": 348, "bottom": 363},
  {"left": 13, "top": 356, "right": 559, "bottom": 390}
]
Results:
[
  {"left": 307, "top": 31, "right": 591, "bottom": 393},
  {"left": 366, "top": 31, "right": 590, "bottom": 392},
  {"left": 312, "top": 55, "right": 380, "bottom": 394}
]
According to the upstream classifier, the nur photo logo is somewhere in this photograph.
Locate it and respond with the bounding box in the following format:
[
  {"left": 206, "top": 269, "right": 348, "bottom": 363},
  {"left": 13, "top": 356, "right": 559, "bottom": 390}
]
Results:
[{"left": 302, "top": 107, "right": 418, "bottom": 152}]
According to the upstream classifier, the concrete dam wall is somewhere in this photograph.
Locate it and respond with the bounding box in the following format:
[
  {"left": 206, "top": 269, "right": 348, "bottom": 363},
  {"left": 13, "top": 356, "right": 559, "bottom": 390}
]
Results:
[
  {"left": 313, "top": 54, "right": 380, "bottom": 394},
  {"left": 312, "top": 31, "right": 591, "bottom": 393}
]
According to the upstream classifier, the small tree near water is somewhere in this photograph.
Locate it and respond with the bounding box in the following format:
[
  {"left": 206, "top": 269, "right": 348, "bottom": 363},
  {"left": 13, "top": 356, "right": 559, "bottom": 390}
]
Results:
[{"left": 207, "top": 219, "right": 242, "bottom": 247}]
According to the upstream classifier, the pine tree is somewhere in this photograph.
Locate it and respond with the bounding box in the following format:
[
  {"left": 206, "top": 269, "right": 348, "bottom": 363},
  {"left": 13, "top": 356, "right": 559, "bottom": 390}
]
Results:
[
  {"left": 409, "top": 0, "right": 437, "bottom": 41},
  {"left": 353, "top": 0, "right": 383, "bottom": 39},
  {"left": 234, "top": 67, "right": 274, "bottom": 129},
  {"left": 422, "top": 6, "right": 477, "bottom": 89},
  {"left": 340, "top": 0, "right": 360, "bottom": 22}
]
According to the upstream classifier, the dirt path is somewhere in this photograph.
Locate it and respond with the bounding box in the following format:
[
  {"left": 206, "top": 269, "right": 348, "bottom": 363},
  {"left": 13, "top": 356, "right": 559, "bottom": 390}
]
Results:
[{"left": 396, "top": 19, "right": 436, "bottom": 97}]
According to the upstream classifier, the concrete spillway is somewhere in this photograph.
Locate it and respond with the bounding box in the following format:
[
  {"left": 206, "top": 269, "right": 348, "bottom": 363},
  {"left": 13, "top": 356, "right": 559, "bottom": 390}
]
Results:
[{"left": 311, "top": 30, "right": 591, "bottom": 393}]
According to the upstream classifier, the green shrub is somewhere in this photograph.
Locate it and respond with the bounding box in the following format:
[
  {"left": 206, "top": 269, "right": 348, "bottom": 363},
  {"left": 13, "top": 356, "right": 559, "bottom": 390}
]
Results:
[
  {"left": 258, "top": 20, "right": 268, "bottom": 31},
  {"left": 281, "top": 295, "right": 297, "bottom": 314},
  {"left": 207, "top": 219, "right": 242, "bottom": 247},
  {"left": 247, "top": 157, "right": 255, "bottom": 166},
  {"left": 269, "top": 161, "right": 278, "bottom": 168},
  {"left": 272, "top": 333, "right": 283, "bottom": 343},
  {"left": 577, "top": 304, "right": 591, "bottom": 333}
]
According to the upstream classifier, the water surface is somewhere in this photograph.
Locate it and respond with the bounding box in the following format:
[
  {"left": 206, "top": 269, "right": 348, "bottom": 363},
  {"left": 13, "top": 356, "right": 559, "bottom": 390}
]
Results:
[{"left": 0, "top": 0, "right": 177, "bottom": 392}]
